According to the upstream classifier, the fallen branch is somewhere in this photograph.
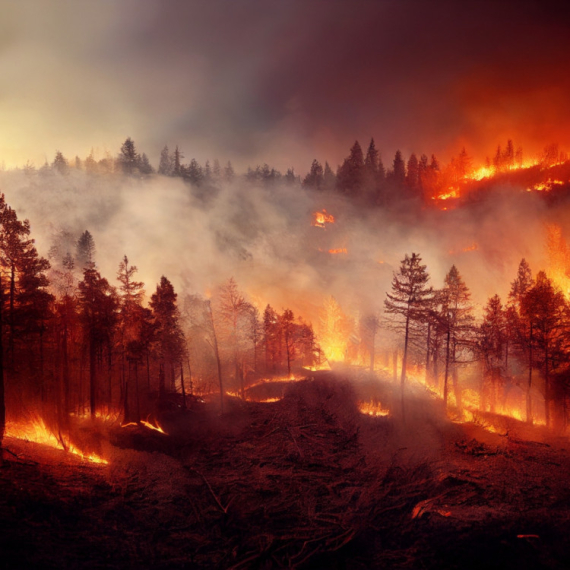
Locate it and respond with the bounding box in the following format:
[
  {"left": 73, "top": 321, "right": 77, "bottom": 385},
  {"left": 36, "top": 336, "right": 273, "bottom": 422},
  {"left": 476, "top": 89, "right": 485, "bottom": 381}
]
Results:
[{"left": 188, "top": 467, "right": 231, "bottom": 514}]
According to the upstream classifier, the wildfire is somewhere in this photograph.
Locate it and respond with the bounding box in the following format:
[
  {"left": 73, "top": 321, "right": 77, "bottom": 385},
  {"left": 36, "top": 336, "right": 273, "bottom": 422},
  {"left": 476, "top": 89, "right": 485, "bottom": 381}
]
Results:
[
  {"left": 528, "top": 179, "right": 565, "bottom": 192},
  {"left": 122, "top": 417, "right": 167, "bottom": 435},
  {"left": 358, "top": 400, "right": 390, "bottom": 417},
  {"left": 312, "top": 209, "right": 335, "bottom": 228},
  {"left": 328, "top": 248, "right": 347, "bottom": 254},
  {"left": 434, "top": 188, "right": 459, "bottom": 201},
  {"left": 6, "top": 418, "right": 108, "bottom": 464}
]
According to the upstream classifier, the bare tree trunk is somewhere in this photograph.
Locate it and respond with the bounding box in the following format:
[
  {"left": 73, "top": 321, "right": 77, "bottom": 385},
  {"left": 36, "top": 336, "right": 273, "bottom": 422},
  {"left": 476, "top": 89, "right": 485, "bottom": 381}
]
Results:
[
  {"left": 0, "top": 275, "right": 5, "bottom": 450},
  {"left": 527, "top": 323, "right": 533, "bottom": 424},
  {"left": 400, "top": 314, "right": 410, "bottom": 420},
  {"left": 544, "top": 347, "right": 550, "bottom": 428},
  {"left": 180, "top": 363, "right": 187, "bottom": 410},
  {"left": 444, "top": 328, "right": 451, "bottom": 408},
  {"left": 89, "top": 336, "right": 97, "bottom": 419},
  {"left": 425, "top": 321, "right": 431, "bottom": 386},
  {"left": 207, "top": 301, "right": 224, "bottom": 413}
]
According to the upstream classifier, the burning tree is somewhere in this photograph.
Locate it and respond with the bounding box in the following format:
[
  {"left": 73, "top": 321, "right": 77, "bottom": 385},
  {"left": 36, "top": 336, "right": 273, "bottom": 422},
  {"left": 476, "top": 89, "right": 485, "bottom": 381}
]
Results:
[
  {"left": 477, "top": 294, "right": 507, "bottom": 413},
  {"left": 384, "top": 253, "right": 433, "bottom": 416},
  {"left": 520, "top": 271, "right": 567, "bottom": 427},
  {"left": 439, "top": 265, "right": 475, "bottom": 410}
]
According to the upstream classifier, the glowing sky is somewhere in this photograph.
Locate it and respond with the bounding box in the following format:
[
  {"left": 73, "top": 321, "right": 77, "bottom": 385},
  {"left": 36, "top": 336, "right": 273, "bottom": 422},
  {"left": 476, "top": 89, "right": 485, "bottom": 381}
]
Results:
[{"left": 1, "top": 0, "right": 569, "bottom": 172}]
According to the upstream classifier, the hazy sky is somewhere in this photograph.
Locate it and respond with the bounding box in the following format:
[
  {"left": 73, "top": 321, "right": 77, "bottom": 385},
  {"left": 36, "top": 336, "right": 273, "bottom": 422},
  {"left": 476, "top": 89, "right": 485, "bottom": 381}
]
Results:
[{"left": 1, "top": 0, "right": 569, "bottom": 172}]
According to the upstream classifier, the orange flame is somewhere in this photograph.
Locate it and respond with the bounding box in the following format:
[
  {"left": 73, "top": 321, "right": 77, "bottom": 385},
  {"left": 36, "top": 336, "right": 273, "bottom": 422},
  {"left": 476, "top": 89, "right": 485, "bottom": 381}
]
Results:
[
  {"left": 312, "top": 209, "right": 335, "bottom": 228},
  {"left": 328, "top": 248, "right": 347, "bottom": 254},
  {"left": 121, "top": 417, "right": 167, "bottom": 435},
  {"left": 358, "top": 400, "right": 390, "bottom": 417},
  {"left": 6, "top": 418, "right": 108, "bottom": 464}
]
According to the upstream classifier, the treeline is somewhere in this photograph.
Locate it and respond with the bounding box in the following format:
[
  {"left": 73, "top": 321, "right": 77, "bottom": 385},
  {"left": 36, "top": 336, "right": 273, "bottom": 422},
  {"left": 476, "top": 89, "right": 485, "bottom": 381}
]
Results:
[
  {"left": 19, "top": 137, "right": 568, "bottom": 207},
  {"left": 0, "top": 198, "right": 321, "bottom": 444},
  {"left": 383, "top": 253, "right": 570, "bottom": 429}
]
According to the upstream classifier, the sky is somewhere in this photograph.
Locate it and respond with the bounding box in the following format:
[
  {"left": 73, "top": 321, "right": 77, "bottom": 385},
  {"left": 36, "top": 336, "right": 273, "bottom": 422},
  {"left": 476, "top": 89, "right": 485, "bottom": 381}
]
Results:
[{"left": 1, "top": 0, "right": 570, "bottom": 173}]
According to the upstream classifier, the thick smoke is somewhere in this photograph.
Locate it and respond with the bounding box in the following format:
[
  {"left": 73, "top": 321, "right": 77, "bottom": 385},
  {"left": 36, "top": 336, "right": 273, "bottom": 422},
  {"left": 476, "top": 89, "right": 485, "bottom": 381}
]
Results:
[{"left": 0, "top": 169, "right": 556, "bottom": 324}]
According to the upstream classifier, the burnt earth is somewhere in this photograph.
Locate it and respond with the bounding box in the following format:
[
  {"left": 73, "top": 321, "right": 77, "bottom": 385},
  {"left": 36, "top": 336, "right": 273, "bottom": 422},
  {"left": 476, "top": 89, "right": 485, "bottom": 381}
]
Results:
[{"left": 1, "top": 374, "right": 570, "bottom": 569}]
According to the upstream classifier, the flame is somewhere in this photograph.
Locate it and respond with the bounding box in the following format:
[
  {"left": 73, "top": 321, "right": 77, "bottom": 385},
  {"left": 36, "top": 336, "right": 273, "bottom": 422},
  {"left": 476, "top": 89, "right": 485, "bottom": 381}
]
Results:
[
  {"left": 328, "top": 248, "right": 347, "bottom": 254},
  {"left": 312, "top": 209, "right": 335, "bottom": 228},
  {"left": 358, "top": 400, "right": 390, "bottom": 417},
  {"left": 6, "top": 418, "right": 108, "bottom": 464},
  {"left": 122, "top": 417, "right": 167, "bottom": 435}
]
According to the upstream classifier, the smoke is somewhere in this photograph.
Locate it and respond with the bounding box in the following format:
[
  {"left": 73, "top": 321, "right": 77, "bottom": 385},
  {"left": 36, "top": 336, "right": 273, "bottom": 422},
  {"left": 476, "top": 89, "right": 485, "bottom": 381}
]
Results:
[
  {"left": 2, "top": 1, "right": 570, "bottom": 171},
  {"left": 0, "top": 169, "right": 559, "bottom": 326}
]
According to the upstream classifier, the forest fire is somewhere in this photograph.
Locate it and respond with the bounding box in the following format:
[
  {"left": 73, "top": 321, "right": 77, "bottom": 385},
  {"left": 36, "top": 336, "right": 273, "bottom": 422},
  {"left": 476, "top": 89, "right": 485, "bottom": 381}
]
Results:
[
  {"left": 6, "top": 419, "right": 108, "bottom": 464},
  {"left": 122, "top": 417, "right": 167, "bottom": 435},
  {"left": 312, "top": 209, "right": 335, "bottom": 228},
  {"left": 358, "top": 400, "right": 390, "bottom": 417}
]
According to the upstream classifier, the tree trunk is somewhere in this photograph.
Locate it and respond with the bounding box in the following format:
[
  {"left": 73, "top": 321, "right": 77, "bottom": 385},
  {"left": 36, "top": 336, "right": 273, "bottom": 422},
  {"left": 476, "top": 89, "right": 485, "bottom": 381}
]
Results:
[
  {"left": 443, "top": 328, "right": 451, "bottom": 408},
  {"left": 527, "top": 323, "right": 533, "bottom": 424},
  {"left": 180, "top": 363, "right": 187, "bottom": 410},
  {"left": 0, "top": 275, "right": 5, "bottom": 449},
  {"left": 89, "top": 335, "right": 97, "bottom": 419},
  {"left": 400, "top": 314, "right": 410, "bottom": 420},
  {"left": 425, "top": 321, "right": 431, "bottom": 386},
  {"left": 207, "top": 301, "right": 224, "bottom": 413}
]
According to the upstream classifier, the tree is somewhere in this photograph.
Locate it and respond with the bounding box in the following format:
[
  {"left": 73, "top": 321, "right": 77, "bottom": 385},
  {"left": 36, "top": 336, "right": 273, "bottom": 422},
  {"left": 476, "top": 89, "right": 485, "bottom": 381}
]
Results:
[
  {"left": 150, "top": 276, "right": 185, "bottom": 398},
  {"left": 508, "top": 258, "right": 534, "bottom": 421},
  {"left": 216, "top": 278, "right": 252, "bottom": 398},
  {"left": 440, "top": 265, "right": 475, "bottom": 409},
  {"left": 520, "top": 271, "right": 566, "bottom": 426},
  {"left": 323, "top": 162, "right": 336, "bottom": 191},
  {"left": 385, "top": 253, "right": 433, "bottom": 417},
  {"left": 117, "top": 256, "right": 145, "bottom": 422},
  {"left": 76, "top": 230, "right": 96, "bottom": 270},
  {"left": 172, "top": 146, "right": 183, "bottom": 177},
  {"left": 78, "top": 266, "right": 118, "bottom": 418},
  {"left": 138, "top": 153, "right": 154, "bottom": 176},
  {"left": 303, "top": 160, "right": 324, "bottom": 190},
  {"left": 118, "top": 137, "right": 140, "bottom": 176},
  {"left": 337, "top": 141, "right": 364, "bottom": 196},
  {"left": 392, "top": 150, "right": 406, "bottom": 187},
  {"left": 52, "top": 151, "right": 69, "bottom": 175},
  {"left": 478, "top": 295, "right": 506, "bottom": 412},
  {"left": 406, "top": 153, "right": 419, "bottom": 192}
]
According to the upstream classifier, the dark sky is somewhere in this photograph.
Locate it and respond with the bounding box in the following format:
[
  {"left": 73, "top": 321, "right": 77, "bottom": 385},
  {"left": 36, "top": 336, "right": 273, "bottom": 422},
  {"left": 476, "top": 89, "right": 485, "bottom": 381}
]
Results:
[{"left": 2, "top": 0, "right": 570, "bottom": 172}]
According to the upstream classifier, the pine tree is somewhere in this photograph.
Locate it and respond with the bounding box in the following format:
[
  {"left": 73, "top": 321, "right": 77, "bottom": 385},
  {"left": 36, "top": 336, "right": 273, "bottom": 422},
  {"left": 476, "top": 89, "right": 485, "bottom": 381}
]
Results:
[
  {"left": 303, "top": 160, "right": 324, "bottom": 190},
  {"left": 520, "top": 271, "right": 566, "bottom": 427},
  {"left": 478, "top": 294, "right": 506, "bottom": 412},
  {"left": 52, "top": 151, "right": 69, "bottom": 175},
  {"left": 150, "top": 276, "right": 185, "bottom": 397},
  {"left": 119, "top": 137, "right": 140, "bottom": 176},
  {"left": 78, "top": 266, "right": 118, "bottom": 418},
  {"left": 406, "top": 153, "right": 419, "bottom": 191},
  {"left": 337, "top": 141, "right": 364, "bottom": 196},
  {"left": 76, "top": 230, "right": 96, "bottom": 270},
  {"left": 440, "top": 265, "right": 475, "bottom": 409},
  {"left": 385, "top": 253, "right": 433, "bottom": 417}
]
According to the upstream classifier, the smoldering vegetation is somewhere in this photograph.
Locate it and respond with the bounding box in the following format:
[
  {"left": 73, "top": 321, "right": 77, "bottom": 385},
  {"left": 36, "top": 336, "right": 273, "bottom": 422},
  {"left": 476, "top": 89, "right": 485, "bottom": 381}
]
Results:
[{"left": 4, "top": 372, "right": 570, "bottom": 569}]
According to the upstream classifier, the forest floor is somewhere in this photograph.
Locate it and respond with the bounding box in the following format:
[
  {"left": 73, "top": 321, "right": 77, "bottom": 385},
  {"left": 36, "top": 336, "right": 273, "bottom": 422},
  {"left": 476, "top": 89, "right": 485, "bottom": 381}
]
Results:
[{"left": 1, "top": 371, "right": 570, "bottom": 569}]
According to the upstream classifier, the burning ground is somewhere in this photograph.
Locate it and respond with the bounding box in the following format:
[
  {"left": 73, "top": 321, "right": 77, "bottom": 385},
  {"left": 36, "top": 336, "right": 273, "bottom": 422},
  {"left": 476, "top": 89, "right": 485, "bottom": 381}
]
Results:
[{"left": 2, "top": 371, "right": 570, "bottom": 570}]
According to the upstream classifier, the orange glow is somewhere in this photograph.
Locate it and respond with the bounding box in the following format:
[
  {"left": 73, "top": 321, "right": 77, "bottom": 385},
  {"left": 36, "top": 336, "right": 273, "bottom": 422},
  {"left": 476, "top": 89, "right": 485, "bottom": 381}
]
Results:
[
  {"left": 328, "top": 247, "right": 347, "bottom": 254},
  {"left": 312, "top": 209, "right": 335, "bottom": 228},
  {"left": 358, "top": 400, "right": 390, "bottom": 417},
  {"left": 122, "top": 417, "right": 167, "bottom": 435},
  {"left": 449, "top": 243, "right": 478, "bottom": 255},
  {"left": 6, "top": 418, "right": 108, "bottom": 464},
  {"left": 546, "top": 223, "right": 570, "bottom": 297}
]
